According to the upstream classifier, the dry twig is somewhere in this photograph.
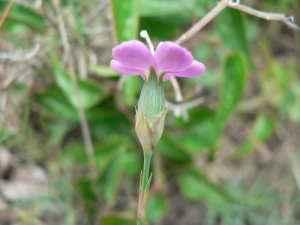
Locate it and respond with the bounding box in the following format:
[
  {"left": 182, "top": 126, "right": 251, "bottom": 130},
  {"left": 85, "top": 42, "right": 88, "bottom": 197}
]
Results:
[
  {"left": 228, "top": 3, "right": 299, "bottom": 31},
  {"left": 176, "top": 0, "right": 299, "bottom": 45},
  {"left": 52, "top": 0, "right": 97, "bottom": 176},
  {"left": 0, "top": 0, "right": 42, "bottom": 9},
  {"left": 0, "top": 44, "right": 40, "bottom": 61},
  {"left": 0, "top": 67, "right": 28, "bottom": 90}
]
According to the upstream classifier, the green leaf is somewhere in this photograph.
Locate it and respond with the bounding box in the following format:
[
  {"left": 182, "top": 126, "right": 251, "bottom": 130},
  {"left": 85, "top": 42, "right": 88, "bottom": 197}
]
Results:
[
  {"left": 35, "top": 86, "right": 78, "bottom": 122},
  {"left": 217, "top": 53, "right": 246, "bottom": 128},
  {"left": 0, "top": 3, "right": 47, "bottom": 33},
  {"left": 0, "top": 127, "right": 13, "bottom": 143},
  {"left": 111, "top": 0, "right": 142, "bottom": 106},
  {"left": 44, "top": 119, "right": 72, "bottom": 145},
  {"left": 74, "top": 178, "right": 97, "bottom": 219},
  {"left": 215, "top": 8, "right": 254, "bottom": 69},
  {"left": 139, "top": 17, "right": 179, "bottom": 40},
  {"left": 123, "top": 150, "right": 141, "bottom": 175},
  {"left": 60, "top": 143, "right": 88, "bottom": 166},
  {"left": 61, "top": 136, "right": 130, "bottom": 170},
  {"left": 174, "top": 108, "right": 220, "bottom": 152},
  {"left": 124, "top": 76, "right": 141, "bottom": 106},
  {"left": 156, "top": 134, "right": 193, "bottom": 164},
  {"left": 234, "top": 115, "right": 275, "bottom": 157},
  {"left": 146, "top": 193, "right": 168, "bottom": 222},
  {"left": 179, "top": 167, "right": 233, "bottom": 204},
  {"left": 101, "top": 214, "right": 135, "bottom": 225},
  {"left": 111, "top": 0, "right": 142, "bottom": 43},
  {"left": 51, "top": 60, "right": 108, "bottom": 110},
  {"left": 88, "top": 65, "right": 119, "bottom": 78},
  {"left": 88, "top": 107, "right": 132, "bottom": 140},
  {"left": 140, "top": 0, "right": 194, "bottom": 22},
  {"left": 63, "top": 138, "right": 129, "bottom": 205},
  {"left": 94, "top": 136, "right": 130, "bottom": 171},
  {"left": 75, "top": 178, "right": 96, "bottom": 201},
  {"left": 97, "top": 149, "right": 125, "bottom": 204}
]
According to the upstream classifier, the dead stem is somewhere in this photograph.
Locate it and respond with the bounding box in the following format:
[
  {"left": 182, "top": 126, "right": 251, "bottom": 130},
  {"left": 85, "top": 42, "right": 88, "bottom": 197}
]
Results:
[
  {"left": 52, "top": 0, "right": 97, "bottom": 177},
  {"left": 228, "top": 3, "right": 300, "bottom": 31},
  {"left": 175, "top": 0, "right": 229, "bottom": 45}
]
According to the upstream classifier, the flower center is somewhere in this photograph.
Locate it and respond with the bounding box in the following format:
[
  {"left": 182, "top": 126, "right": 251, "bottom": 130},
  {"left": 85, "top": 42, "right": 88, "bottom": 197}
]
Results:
[{"left": 140, "top": 30, "right": 155, "bottom": 55}]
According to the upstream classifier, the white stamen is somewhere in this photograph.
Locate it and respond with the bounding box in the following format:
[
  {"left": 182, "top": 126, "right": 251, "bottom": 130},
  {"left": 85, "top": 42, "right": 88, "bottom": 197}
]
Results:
[
  {"left": 288, "top": 15, "right": 294, "bottom": 22},
  {"left": 140, "top": 30, "right": 155, "bottom": 55},
  {"left": 170, "top": 77, "right": 183, "bottom": 102},
  {"left": 229, "top": 0, "right": 240, "bottom": 6}
]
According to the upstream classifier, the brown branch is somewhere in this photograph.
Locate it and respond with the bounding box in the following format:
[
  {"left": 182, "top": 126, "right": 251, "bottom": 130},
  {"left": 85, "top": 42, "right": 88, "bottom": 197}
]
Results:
[
  {"left": 175, "top": 0, "right": 228, "bottom": 44},
  {"left": 176, "top": 0, "right": 299, "bottom": 45},
  {"left": 228, "top": 3, "right": 300, "bottom": 31}
]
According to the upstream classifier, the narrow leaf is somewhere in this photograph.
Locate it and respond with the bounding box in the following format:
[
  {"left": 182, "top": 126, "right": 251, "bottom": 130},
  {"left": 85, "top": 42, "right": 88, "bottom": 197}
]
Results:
[
  {"left": 101, "top": 214, "right": 135, "bottom": 225},
  {"left": 234, "top": 115, "right": 275, "bottom": 157},
  {"left": 111, "top": 0, "right": 142, "bottom": 43},
  {"left": 146, "top": 193, "right": 169, "bottom": 222},
  {"left": 179, "top": 167, "right": 233, "bottom": 204},
  {"left": 51, "top": 57, "right": 107, "bottom": 110},
  {"left": 216, "top": 8, "right": 254, "bottom": 69},
  {"left": 217, "top": 53, "right": 246, "bottom": 128}
]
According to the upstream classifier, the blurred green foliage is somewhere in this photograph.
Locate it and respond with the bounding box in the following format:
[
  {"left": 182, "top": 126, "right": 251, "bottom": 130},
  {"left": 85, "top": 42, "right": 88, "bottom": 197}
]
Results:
[{"left": 1, "top": 0, "right": 299, "bottom": 224}]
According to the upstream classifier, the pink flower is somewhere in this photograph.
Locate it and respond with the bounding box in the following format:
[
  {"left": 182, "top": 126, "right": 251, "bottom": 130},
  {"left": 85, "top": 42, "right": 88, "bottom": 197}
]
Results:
[{"left": 110, "top": 32, "right": 205, "bottom": 82}]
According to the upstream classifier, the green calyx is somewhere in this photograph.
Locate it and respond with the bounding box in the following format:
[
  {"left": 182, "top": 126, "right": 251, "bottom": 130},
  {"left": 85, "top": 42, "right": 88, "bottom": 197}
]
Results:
[
  {"left": 135, "top": 68, "right": 168, "bottom": 152},
  {"left": 137, "top": 69, "right": 165, "bottom": 119}
]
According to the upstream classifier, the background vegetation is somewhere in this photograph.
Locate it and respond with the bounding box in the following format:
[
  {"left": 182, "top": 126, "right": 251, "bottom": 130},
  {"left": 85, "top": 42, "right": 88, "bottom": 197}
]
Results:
[{"left": 0, "top": 0, "right": 299, "bottom": 224}]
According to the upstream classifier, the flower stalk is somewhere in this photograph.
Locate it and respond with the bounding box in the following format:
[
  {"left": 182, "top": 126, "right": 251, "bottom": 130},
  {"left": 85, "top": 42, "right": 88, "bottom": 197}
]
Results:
[{"left": 137, "top": 151, "right": 152, "bottom": 225}]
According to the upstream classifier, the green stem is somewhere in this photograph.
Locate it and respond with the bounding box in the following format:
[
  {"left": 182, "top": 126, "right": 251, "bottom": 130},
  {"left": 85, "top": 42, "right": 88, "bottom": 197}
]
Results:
[
  {"left": 141, "top": 151, "right": 152, "bottom": 190},
  {"left": 137, "top": 151, "right": 153, "bottom": 225}
]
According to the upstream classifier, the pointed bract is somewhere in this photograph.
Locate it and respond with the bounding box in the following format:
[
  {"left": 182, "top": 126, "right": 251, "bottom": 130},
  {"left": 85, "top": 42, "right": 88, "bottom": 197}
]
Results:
[{"left": 135, "top": 107, "right": 169, "bottom": 152}]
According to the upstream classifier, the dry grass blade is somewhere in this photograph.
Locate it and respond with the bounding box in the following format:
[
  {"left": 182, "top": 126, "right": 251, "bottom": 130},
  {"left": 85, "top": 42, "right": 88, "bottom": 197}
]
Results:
[{"left": 0, "top": 0, "right": 14, "bottom": 29}]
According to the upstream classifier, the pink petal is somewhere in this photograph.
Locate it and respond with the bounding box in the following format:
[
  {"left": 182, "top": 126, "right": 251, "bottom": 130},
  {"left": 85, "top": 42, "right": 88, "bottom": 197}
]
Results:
[
  {"left": 154, "top": 42, "right": 193, "bottom": 74},
  {"left": 163, "top": 60, "right": 206, "bottom": 81},
  {"left": 110, "top": 60, "right": 146, "bottom": 77},
  {"left": 112, "top": 40, "right": 155, "bottom": 71}
]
